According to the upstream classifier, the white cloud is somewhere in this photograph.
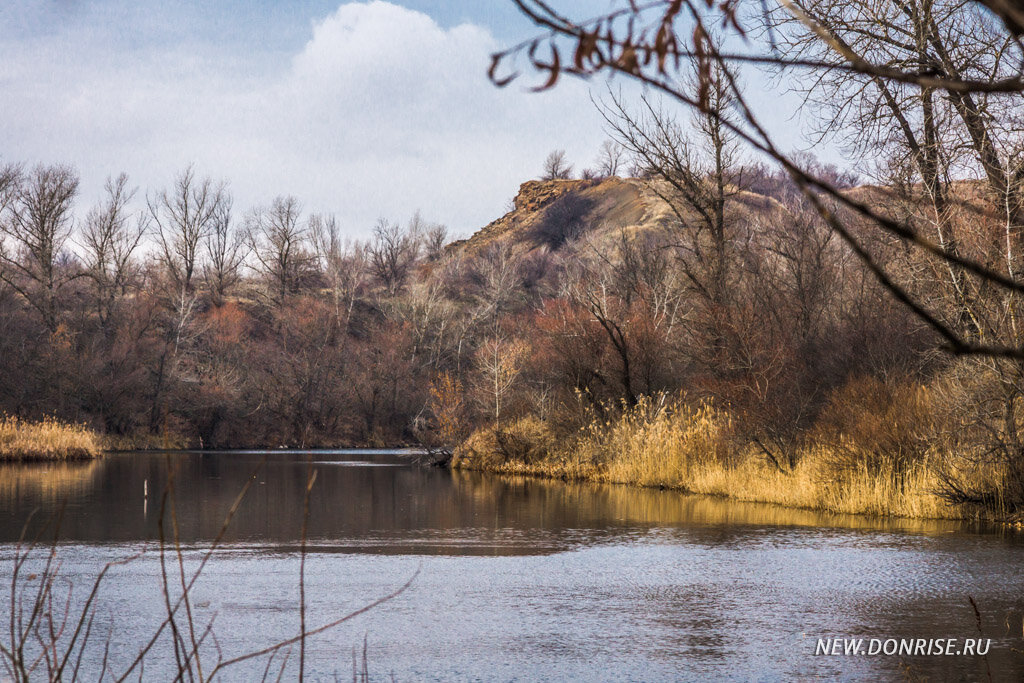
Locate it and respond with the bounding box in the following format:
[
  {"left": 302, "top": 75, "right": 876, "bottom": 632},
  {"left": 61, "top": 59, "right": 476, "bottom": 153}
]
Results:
[{"left": 0, "top": 1, "right": 612, "bottom": 237}]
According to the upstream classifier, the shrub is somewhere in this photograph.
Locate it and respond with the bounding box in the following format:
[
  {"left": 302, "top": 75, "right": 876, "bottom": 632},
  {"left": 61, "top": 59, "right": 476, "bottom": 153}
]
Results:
[
  {"left": 530, "top": 191, "right": 596, "bottom": 249},
  {"left": 810, "top": 375, "right": 935, "bottom": 484},
  {"left": 926, "top": 358, "right": 1024, "bottom": 517},
  {"left": 453, "top": 416, "right": 556, "bottom": 468}
]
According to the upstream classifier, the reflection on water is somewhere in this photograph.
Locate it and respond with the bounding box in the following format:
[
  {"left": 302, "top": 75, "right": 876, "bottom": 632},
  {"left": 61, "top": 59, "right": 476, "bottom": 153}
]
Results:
[
  {"left": 0, "top": 451, "right": 1022, "bottom": 680},
  {"left": 0, "top": 451, "right": 980, "bottom": 551},
  {"left": 0, "top": 459, "right": 102, "bottom": 501},
  {"left": 451, "top": 470, "right": 980, "bottom": 535}
]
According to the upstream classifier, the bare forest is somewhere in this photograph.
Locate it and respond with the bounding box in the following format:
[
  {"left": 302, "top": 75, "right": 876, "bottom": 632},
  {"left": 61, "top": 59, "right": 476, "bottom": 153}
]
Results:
[{"left": 5, "top": 0, "right": 1024, "bottom": 519}]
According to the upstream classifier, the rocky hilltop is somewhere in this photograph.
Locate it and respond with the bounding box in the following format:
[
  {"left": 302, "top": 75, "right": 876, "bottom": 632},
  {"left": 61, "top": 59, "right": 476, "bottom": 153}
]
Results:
[
  {"left": 448, "top": 175, "right": 791, "bottom": 255},
  {"left": 447, "top": 176, "right": 679, "bottom": 253}
]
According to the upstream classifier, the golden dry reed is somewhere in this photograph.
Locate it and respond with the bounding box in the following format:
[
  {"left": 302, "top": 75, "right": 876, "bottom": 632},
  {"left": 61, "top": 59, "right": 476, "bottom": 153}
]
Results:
[
  {"left": 454, "top": 396, "right": 990, "bottom": 521},
  {"left": 0, "top": 415, "right": 102, "bottom": 461}
]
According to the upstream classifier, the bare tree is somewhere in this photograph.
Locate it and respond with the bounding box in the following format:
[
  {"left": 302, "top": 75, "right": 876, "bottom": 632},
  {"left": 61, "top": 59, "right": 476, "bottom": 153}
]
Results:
[
  {"left": 541, "top": 149, "right": 573, "bottom": 180},
  {"left": 204, "top": 194, "right": 246, "bottom": 305},
  {"left": 0, "top": 163, "right": 18, "bottom": 214},
  {"left": 368, "top": 217, "right": 422, "bottom": 296},
  {"left": 81, "top": 173, "right": 147, "bottom": 326},
  {"left": 600, "top": 65, "right": 741, "bottom": 313},
  {"left": 0, "top": 163, "right": 22, "bottom": 305},
  {"left": 474, "top": 334, "right": 528, "bottom": 422},
  {"left": 245, "top": 195, "right": 313, "bottom": 304},
  {"left": 0, "top": 163, "right": 81, "bottom": 331},
  {"left": 771, "top": 0, "right": 1023, "bottom": 214},
  {"left": 407, "top": 210, "right": 449, "bottom": 262},
  {"left": 769, "top": 0, "right": 1024, "bottom": 329},
  {"left": 149, "top": 166, "right": 228, "bottom": 295},
  {"left": 595, "top": 139, "right": 626, "bottom": 178},
  {"left": 562, "top": 256, "right": 639, "bottom": 405},
  {"left": 311, "top": 212, "right": 368, "bottom": 327}
]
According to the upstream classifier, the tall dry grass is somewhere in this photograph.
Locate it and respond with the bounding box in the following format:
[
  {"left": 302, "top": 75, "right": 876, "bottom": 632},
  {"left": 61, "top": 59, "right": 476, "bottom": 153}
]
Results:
[
  {"left": 575, "top": 396, "right": 959, "bottom": 518},
  {"left": 0, "top": 415, "right": 102, "bottom": 461},
  {"left": 454, "top": 394, "right": 998, "bottom": 520}
]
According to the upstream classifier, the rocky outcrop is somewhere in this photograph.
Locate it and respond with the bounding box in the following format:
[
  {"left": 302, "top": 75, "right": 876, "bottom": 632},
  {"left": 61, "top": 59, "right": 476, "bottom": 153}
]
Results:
[
  {"left": 447, "top": 176, "right": 672, "bottom": 254},
  {"left": 445, "top": 175, "right": 801, "bottom": 257}
]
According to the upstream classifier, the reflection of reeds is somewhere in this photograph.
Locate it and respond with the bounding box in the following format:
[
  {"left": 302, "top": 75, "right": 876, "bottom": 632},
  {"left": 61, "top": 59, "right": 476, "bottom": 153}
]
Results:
[
  {"left": 0, "top": 460, "right": 102, "bottom": 500},
  {"left": 102, "top": 431, "right": 188, "bottom": 452},
  {"left": 0, "top": 416, "right": 101, "bottom": 461},
  {"left": 449, "top": 469, "right": 963, "bottom": 534}
]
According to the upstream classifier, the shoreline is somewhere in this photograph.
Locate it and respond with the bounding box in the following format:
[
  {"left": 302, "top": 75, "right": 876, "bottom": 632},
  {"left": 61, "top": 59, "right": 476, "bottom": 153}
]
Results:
[
  {"left": 451, "top": 456, "right": 1024, "bottom": 526},
  {"left": 451, "top": 457, "right": 980, "bottom": 523},
  {"left": 1, "top": 412, "right": 1015, "bottom": 527},
  {"left": 450, "top": 400, "right": 1016, "bottom": 525}
]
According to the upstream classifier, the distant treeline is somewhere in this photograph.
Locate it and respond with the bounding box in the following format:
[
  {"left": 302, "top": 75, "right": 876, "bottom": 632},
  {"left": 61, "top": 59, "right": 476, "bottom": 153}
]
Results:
[{"left": 0, "top": 136, "right": 1021, "bottom": 515}]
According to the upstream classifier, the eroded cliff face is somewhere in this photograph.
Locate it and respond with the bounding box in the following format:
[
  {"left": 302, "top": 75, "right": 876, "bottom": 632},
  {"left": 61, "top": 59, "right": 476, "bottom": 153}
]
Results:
[
  {"left": 447, "top": 176, "right": 675, "bottom": 254},
  {"left": 446, "top": 175, "right": 793, "bottom": 256},
  {"left": 512, "top": 179, "right": 592, "bottom": 212}
]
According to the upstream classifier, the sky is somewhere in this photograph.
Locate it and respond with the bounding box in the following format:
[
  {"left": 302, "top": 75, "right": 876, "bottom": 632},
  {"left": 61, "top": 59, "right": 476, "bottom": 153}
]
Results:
[{"left": 0, "top": 0, "right": 815, "bottom": 239}]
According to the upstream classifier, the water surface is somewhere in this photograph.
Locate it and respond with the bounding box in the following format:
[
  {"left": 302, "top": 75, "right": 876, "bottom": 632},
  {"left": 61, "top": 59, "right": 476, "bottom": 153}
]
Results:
[{"left": 0, "top": 451, "right": 1022, "bottom": 680}]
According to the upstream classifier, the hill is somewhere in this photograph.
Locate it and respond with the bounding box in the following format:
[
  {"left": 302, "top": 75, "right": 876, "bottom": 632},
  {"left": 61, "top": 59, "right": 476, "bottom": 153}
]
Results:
[{"left": 447, "top": 175, "right": 794, "bottom": 255}]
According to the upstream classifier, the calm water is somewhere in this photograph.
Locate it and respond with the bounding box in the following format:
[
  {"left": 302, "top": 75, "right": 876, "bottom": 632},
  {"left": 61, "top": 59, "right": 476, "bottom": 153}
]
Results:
[{"left": 1, "top": 450, "right": 1022, "bottom": 681}]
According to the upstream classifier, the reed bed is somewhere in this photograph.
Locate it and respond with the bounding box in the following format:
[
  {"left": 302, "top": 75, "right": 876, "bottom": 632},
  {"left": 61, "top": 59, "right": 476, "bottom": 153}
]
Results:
[
  {"left": 454, "top": 396, "right": 988, "bottom": 521},
  {"left": 0, "top": 415, "right": 102, "bottom": 461}
]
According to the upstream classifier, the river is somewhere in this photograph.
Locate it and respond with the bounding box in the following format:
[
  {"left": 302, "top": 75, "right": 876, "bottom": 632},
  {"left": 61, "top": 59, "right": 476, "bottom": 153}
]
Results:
[{"left": 0, "top": 450, "right": 1022, "bottom": 681}]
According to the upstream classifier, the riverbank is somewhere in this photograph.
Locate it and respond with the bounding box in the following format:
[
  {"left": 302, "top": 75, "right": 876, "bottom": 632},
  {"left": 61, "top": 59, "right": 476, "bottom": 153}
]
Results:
[
  {"left": 0, "top": 416, "right": 102, "bottom": 461},
  {"left": 452, "top": 396, "right": 1007, "bottom": 522}
]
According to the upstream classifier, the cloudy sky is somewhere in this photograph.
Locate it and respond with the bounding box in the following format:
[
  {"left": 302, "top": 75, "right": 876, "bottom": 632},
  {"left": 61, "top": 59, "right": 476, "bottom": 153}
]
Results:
[{"left": 0, "top": 0, "right": 811, "bottom": 238}]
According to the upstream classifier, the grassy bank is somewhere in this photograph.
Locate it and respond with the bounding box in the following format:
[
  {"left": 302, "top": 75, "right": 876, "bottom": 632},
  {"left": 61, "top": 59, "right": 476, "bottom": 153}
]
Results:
[
  {"left": 452, "top": 396, "right": 1006, "bottom": 521},
  {"left": 101, "top": 431, "right": 188, "bottom": 452},
  {"left": 0, "top": 416, "right": 103, "bottom": 461}
]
